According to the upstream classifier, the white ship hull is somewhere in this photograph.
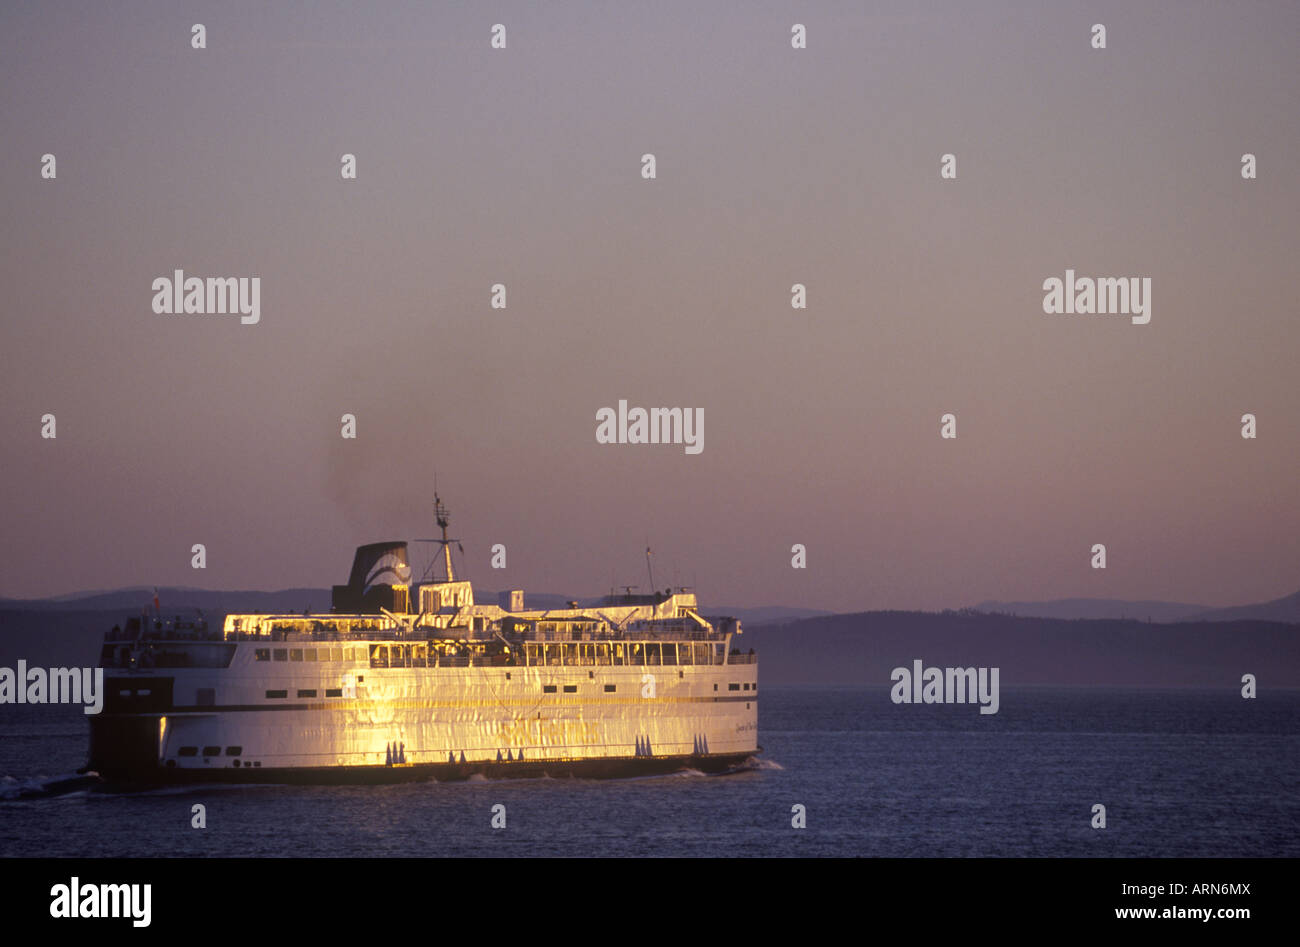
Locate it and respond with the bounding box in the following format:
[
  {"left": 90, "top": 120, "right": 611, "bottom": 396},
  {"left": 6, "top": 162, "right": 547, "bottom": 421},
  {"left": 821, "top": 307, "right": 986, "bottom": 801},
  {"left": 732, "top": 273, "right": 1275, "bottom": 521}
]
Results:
[{"left": 89, "top": 642, "right": 759, "bottom": 783}]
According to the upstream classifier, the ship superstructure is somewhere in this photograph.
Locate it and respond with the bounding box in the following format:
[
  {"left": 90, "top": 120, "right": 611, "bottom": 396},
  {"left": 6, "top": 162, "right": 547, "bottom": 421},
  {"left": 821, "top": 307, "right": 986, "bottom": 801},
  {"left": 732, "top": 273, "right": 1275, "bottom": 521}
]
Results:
[{"left": 86, "top": 497, "right": 758, "bottom": 783}]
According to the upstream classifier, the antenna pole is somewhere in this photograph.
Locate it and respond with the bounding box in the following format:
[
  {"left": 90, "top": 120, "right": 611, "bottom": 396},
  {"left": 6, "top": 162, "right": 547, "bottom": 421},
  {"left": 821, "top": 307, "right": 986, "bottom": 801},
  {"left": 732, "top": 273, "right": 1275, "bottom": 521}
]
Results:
[
  {"left": 436, "top": 492, "right": 454, "bottom": 582},
  {"left": 645, "top": 544, "right": 655, "bottom": 594},
  {"left": 412, "top": 485, "right": 461, "bottom": 586}
]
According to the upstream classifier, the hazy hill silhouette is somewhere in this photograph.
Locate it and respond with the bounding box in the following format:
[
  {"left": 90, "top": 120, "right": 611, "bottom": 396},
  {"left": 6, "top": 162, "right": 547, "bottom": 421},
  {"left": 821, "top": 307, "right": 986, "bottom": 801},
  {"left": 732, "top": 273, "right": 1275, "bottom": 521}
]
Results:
[
  {"left": 971, "top": 590, "right": 1300, "bottom": 624},
  {"left": 0, "top": 587, "right": 329, "bottom": 615},
  {"left": 0, "top": 586, "right": 827, "bottom": 629},
  {"left": 970, "top": 597, "right": 1209, "bottom": 622},
  {"left": 743, "top": 610, "right": 1298, "bottom": 687},
  {"left": 0, "top": 588, "right": 828, "bottom": 669},
  {"left": 2, "top": 602, "right": 1295, "bottom": 690},
  {"left": 1190, "top": 589, "right": 1300, "bottom": 624}
]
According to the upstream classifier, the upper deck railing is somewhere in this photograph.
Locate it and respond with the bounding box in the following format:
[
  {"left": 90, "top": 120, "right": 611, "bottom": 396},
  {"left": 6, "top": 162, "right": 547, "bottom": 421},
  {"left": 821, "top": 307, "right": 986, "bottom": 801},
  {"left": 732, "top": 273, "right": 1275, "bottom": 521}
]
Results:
[
  {"left": 217, "top": 614, "right": 734, "bottom": 644},
  {"left": 363, "top": 640, "right": 756, "bottom": 669},
  {"left": 105, "top": 617, "right": 217, "bottom": 642},
  {"left": 105, "top": 613, "right": 749, "bottom": 659}
]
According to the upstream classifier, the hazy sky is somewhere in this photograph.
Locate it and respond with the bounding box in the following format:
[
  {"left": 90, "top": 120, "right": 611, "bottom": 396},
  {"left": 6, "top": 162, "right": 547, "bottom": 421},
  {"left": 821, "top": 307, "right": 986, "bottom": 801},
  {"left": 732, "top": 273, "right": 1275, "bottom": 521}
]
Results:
[{"left": 2, "top": 1, "right": 1296, "bottom": 611}]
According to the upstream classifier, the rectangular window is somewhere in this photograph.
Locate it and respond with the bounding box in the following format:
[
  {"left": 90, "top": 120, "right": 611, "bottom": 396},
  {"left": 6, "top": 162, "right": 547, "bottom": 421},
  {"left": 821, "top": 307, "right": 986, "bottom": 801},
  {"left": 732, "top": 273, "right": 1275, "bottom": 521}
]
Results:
[
  {"left": 542, "top": 685, "right": 557, "bottom": 694},
  {"left": 297, "top": 689, "right": 317, "bottom": 698},
  {"left": 728, "top": 683, "right": 740, "bottom": 691},
  {"left": 266, "top": 689, "right": 288, "bottom": 699},
  {"left": 743, "top": 683, "right": 750, "bottom": 690},
  {"left": 325, "top": 688, "right": 343, "bottom": 698},
  {"left": 304, "top": 649, "right": 318, "bottom": 662},
  {"left": 290, "top": 649, "right": 304, "bottom": 662},
  {"left": 254, "top": 648, "right": 270, "bottom": 662},
  {"left": 604, "top": 684, "right": 616, "bottom": 693},
  {"left": 224, "top": 746, "right": 242, "bottom": 756},
  {"left": 563, "top": 684, "right": 577, "bottom": 693},
  {"left": 273, "top": 649, "right": 287, "bottom": 662},
  {"left": 178, "top": 746, "right": 198, "bottom": 757},
  {"left": 202, "top": 746, "right": 220, "bottom": 757}
]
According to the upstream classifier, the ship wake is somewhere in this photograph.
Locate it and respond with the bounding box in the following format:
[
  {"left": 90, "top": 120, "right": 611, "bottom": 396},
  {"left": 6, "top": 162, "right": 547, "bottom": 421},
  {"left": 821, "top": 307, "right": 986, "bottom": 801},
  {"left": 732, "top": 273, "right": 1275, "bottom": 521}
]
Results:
[
  {"left": 731, "top": 756, "right": 783, "bottom": 772},
  {"left": 1, "top": 771, "right": 105, "bottom": 800}
]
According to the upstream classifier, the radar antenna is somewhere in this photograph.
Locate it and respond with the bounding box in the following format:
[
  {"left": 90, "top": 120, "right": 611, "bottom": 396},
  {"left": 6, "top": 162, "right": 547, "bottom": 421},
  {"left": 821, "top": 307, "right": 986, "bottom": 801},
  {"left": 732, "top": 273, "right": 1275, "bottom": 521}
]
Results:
[{"left": 414, "top": 491, "right": 459, "bottom": 583}]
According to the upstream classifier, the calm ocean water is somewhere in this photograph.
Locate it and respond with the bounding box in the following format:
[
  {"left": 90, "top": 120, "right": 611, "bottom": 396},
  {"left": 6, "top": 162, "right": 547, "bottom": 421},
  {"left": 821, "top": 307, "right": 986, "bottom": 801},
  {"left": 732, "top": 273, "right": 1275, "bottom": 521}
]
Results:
[{"left": 1, "top": 686, "right": 1296, "bottom": 857}]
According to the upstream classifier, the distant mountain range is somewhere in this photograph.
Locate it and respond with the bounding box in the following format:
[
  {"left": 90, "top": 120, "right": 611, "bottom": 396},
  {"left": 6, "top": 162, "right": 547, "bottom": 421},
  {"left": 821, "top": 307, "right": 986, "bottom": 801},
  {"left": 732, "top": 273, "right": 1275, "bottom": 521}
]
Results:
[
  {"left": 0, "top": 587, "right": 834, "bottom": 677},
  {"left": 0, "top": 587, "right": 332, "bottom": 616},
  {"left": 2, "top": 584, "right": 1292, "bottom": 687},
  {"left": 972, "top": 589, "right": 1300, "bottom": 625},
  {"left": 6, "top": 583, "right": 1293, "bottom": 626},
  {"left": 3, "top": 600, "right": 1293, "bottom": 688},
  {"left": 742, "top": 610, "right": 1299, "bottom": 686},
  {"left": 0, "top": 587, "right": 830, "bottom": 630}
]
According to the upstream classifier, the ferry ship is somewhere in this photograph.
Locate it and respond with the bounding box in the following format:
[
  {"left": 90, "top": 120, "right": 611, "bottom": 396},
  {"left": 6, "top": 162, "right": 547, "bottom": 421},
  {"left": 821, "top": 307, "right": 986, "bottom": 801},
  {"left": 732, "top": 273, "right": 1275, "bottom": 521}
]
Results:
[{"left": 85, "top": 498, "right": 758, "bottom": 784}]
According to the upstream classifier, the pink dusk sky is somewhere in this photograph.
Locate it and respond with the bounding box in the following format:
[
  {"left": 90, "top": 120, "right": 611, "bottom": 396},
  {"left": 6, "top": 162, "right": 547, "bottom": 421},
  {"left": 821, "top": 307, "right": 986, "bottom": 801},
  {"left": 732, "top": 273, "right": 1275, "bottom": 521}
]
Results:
[{"left": 1, "top": 1, "right": 1296, "bottom": 611}]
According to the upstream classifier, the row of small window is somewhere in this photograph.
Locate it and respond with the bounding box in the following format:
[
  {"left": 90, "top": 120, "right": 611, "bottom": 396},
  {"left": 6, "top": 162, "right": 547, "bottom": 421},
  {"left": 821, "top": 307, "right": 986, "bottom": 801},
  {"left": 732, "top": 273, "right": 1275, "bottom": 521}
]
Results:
[
  {"left": 536, "top": 683, "right": 757, "bottom": 694},
  {"left": 265, "top": 688, "right": 345, "bottom": 699},
  {"left": 524, "top": 641, "right": 722, "bottom": 666},
  {"left": 254, "top": 648, "right": 360, "bottom": 663},
  {"left": 178, "top": 746, "right": 241, "bottom": 757},
  {"left": 370, "top": 643, "right": 463, "bottom": 668}
]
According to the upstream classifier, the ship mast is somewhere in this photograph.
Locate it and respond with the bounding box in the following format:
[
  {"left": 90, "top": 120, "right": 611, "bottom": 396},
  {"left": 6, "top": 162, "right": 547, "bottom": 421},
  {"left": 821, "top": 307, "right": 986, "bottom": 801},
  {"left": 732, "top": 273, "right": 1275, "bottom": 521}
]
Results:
[
  {"left": 435, "top": 493, "right": 455, "bottom": 582},
  {"left": 414, "top": 491, "right": 463, "bottom": 585}
]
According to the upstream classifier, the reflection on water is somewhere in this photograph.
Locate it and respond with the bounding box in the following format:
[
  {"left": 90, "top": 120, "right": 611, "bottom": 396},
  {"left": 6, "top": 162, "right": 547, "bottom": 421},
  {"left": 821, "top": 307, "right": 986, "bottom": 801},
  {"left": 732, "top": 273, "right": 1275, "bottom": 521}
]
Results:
[{"left": 1, "top": 687, "right": 1296, "bottom": 857}]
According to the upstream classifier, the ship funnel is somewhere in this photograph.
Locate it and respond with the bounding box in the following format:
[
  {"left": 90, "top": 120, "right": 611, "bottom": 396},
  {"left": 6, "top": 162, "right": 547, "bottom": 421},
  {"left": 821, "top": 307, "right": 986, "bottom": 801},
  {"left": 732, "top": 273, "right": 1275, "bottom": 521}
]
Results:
[{"left": 332, "top": 541, "right": 411, "bottom": 613}]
